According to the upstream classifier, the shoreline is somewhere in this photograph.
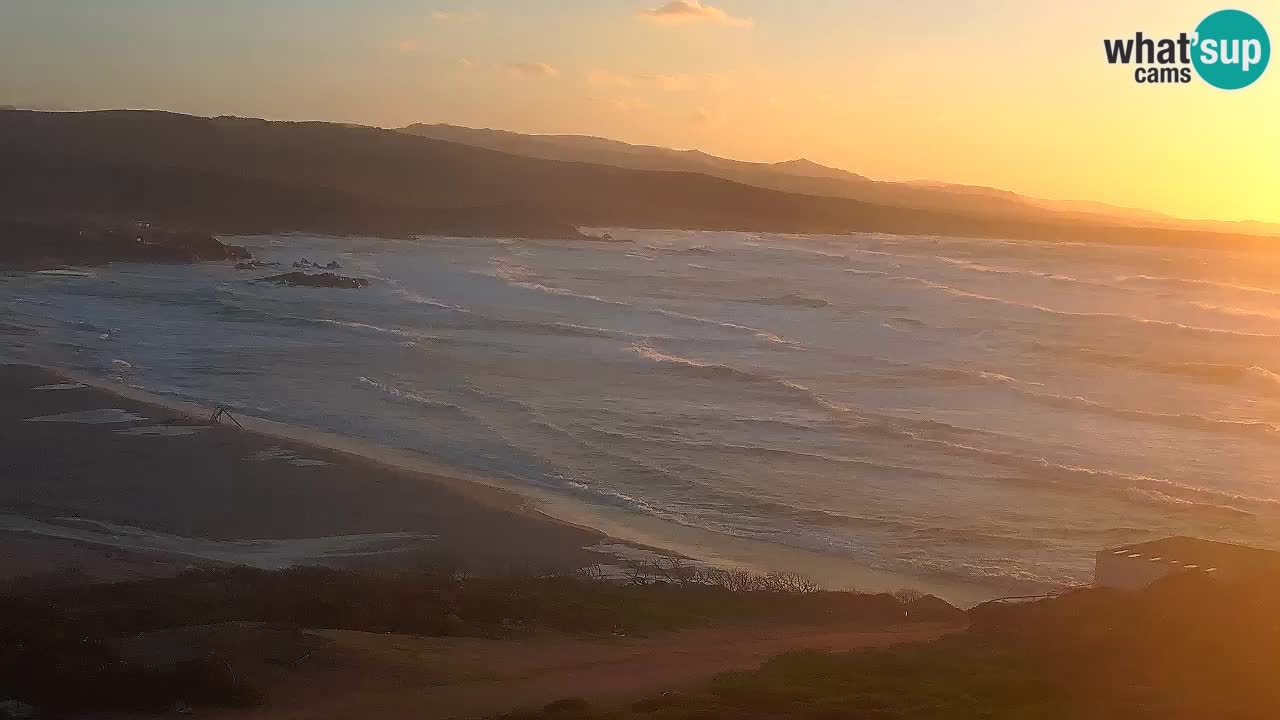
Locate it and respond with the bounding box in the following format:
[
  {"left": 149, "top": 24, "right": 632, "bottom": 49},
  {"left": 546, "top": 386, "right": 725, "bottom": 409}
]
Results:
[
  {"left": 4, "top": 362, "right": 1009, "bottom": 606},
  {"left": 0, "top": 363, "right": 612, "bottom": 581}
]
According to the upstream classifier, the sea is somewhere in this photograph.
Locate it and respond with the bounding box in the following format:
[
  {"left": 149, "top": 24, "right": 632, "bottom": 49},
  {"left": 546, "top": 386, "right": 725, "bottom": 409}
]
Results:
[{"left": 5, "top": 228, "right": 1280, "bottom": 598}]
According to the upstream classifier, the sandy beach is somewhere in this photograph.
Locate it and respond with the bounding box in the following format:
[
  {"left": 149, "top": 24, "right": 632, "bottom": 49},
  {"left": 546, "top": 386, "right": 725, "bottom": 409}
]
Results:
[
  {"left": 0, "top": 363, "right": 619, "bottom": 584},
  {"left": 0, "top": 361, "right": 1006, "bottom": 605}
]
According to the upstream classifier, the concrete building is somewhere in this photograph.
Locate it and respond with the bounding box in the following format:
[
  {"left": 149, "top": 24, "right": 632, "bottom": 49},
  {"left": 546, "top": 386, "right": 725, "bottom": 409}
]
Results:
[{"left": 1096, "top": 536, "right": 1280, "bottom": 591}]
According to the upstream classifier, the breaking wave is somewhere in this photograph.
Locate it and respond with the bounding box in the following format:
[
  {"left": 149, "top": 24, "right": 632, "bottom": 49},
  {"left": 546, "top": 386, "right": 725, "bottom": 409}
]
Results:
[
  {"left": 890, "top": 274, "right": 1280, "bottom": 340},
  {"left": 1120, "top": 275, "right": 1280, "bottom": 298},
  {"left": 627, "top": 343, "right": 847, "bottom": 413},
  {"left": 1046, "top": 346, "right": 1280, "bottom": 393}
]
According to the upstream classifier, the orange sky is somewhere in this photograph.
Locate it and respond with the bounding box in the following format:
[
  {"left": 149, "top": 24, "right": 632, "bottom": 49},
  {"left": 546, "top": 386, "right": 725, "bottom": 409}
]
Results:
[{"left": 2, "top": 0, "right": 1276, "bottom": 223}]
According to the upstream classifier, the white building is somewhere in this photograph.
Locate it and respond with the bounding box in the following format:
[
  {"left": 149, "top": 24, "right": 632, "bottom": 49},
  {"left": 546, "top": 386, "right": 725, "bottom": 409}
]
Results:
[{"left": 1096, "top": 536, "right": 1280, "bottom": 591}]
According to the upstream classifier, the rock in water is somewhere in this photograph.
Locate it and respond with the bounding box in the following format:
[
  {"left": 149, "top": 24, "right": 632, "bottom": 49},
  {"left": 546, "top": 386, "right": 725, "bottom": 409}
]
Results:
[{"left": 259, "top": 271, "right": 370, "bottom": 289}]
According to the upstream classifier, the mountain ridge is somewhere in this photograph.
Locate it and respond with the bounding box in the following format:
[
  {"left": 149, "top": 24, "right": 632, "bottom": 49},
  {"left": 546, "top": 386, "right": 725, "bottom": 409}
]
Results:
[
  {"left": 0, "top": 108, "right": 1274, "bottom": 249},
  {"left": 400, "top": 122, "right": 1279, "bottom": 236}
]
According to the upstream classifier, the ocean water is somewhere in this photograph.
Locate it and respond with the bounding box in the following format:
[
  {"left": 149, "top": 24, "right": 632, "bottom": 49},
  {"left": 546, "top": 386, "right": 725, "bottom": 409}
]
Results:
[{"left": 5, "top": 229, "right": 1280, "bottom": 596}]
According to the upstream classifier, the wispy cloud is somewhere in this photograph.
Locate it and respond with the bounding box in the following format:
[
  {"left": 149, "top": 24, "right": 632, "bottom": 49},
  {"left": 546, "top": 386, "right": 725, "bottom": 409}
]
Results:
[
  {"left": 505, "top": 62, "right": 560, "bottom": 79},
  {"left": 585, "top": 70, "right": 697, "bottom": 92},
  {"left": 431, "top": 10, "right": 482, "bottom": 23},
  {"left": 392, "top": 39, "right": 420, "bottom": 53},
  {"left": 639, "top": 1, "right": 753, "bottom": 28}
]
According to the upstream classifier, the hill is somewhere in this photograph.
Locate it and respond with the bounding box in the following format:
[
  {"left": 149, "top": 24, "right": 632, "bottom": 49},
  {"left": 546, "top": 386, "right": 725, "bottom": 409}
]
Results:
[
  {"left": 400, "top": 122, "right": 1280, "bottom": 237},
  {"left": 0, "top": 109, "right": 1274, "bottom": 247}
]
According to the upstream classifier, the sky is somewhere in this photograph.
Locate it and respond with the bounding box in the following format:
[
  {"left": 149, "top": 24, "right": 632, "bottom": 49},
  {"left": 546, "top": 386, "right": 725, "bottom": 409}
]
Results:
[{"left": 2, "top": 0, "right": 1277, "bottom": 223}]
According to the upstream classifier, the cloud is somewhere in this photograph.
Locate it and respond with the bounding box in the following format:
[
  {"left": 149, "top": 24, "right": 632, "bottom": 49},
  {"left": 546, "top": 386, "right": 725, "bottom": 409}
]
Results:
[
  {"left": 639, "top": 1, "right": 752, "bottom": 28},
  {"left": 585, "top": 70, "right": 697, "bottom": 92},
  {"left": 505, "top": 62, "right": 560, "bottom": 79},
  {"left": 431, "top": 10, "right": 482, "bottom": 23},
  {"left": 392, "top": 39, "right": 420, "bottom": 53}
]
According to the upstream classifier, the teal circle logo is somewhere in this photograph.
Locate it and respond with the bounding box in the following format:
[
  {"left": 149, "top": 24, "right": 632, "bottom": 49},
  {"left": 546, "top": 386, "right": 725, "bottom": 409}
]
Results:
[{"left": 1193, "top": 9, "right": 1270, "bottom": 89}]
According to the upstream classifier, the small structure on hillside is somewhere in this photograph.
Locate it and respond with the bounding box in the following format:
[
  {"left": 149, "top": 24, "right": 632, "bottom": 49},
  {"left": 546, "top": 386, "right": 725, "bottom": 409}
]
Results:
[{"left": 1096, "top": 536, "right": 1280, "bottom": 590}]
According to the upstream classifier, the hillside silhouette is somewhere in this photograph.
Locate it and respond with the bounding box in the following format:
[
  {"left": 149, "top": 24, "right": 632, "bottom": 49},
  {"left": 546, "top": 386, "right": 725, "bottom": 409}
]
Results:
[
  {"left": 400, "top": 122, "right": 1280, "bottom": 237},
  {"left": 0, "top": 109, "right": 1273, "bottom": 247}
]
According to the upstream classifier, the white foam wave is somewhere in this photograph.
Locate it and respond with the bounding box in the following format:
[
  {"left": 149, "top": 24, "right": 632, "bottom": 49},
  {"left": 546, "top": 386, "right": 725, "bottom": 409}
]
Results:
[
  {"left": 314, "top": 318, "right": 438, "bottom": 342},
  {"left": 485, "top": 255, "right": 798, "bottom": 346},
  {"left": 890, "top": 275, "right": 1280, "bottom": 339},
  {"left": 935, "top": 256, "right": 1112, "bottom": 288},
  {"left": 1120, "top": 274, "right": 1280, "bottom": 298},
  {"left": 628, "top": 343, "right": 848, "bottom": 413},
  {"left": 1024, "top": 390, "right": 1280, "bottom": 440},
  {"left": 650, "top": 308, "right": 797, "bottom": 346},
  {"left": 358, "top": 376, "right": 462, "bottom": 411},
  {"left": 751, "top": 244, "right": 849, "bottom": 261},
  {"left": 0, "top": 514, "right": 436, "bottom": 570},
  {"left": 1050, "top": 346, "right": 1280, "bottom": 393},
  {"left": 866, "top": 424, "right": 1277, "bottom": 516},
  {"left": 1189, "top": 301, "right": 1280, "bottom": 322},
  {"left": 915, "top": 366, "right": 1039, "bottom": 388},
  {"left": 393, "top": 288, "right": 471, "bottom": 313}
]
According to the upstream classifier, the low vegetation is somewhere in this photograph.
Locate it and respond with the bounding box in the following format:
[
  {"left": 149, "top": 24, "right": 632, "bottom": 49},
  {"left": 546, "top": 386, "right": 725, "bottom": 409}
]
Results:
[
  {"left": 0, "top": 564, "right": 958, "bottom": 715},
  {"left": 16, "top": 563, "right": 1275, "bottom": 718},
  {"left": 499, "top": 570, "right": 1280, "bottom": 720}
]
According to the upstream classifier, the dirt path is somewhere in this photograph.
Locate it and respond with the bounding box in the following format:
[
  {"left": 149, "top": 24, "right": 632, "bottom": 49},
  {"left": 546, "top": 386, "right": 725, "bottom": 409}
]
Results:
[{"left": 216, "top": 621, "right": 962, "bottom": 720}]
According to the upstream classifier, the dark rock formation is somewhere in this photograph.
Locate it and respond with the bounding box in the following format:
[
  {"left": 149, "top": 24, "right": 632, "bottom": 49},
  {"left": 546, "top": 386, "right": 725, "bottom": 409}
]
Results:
[
  {"left": 258, "top": 272, "right": 369, "bottom": 289},
  {"left": 292, "top": 258, "right": 343, "bottom": 269},
  {"left": 580, "top": 232, "right": 629, "bottom": 243},
  {"left": 0, "top": 219, "right": 250, "bottom": 271},
  {"left": 234, "top": 260, "right": 280, "bottom": 270}
]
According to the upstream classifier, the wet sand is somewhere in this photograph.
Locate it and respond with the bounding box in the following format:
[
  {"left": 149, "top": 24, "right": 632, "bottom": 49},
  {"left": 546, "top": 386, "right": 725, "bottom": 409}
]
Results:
[
  {"left": 0, "top": 364, "right": 613, "bottom": 582},
  {"left": 0, "top": 363, "right": 1003, "bottom": 605}
]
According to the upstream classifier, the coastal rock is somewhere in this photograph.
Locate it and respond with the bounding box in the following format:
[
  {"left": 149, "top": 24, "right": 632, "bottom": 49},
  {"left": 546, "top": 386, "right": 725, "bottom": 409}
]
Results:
[
  {"left": 293, "top": 258, "right": 343, "bottom": 269},
  {"left": 581, "top": 231, "right": 629, "bottom": 244},
  {"left": 259, "top": 271, "right": 370, "bottom": 289},
  {"left": 235, "top": 260, "right": 280, "bottom": 270},
  {"left": 0, "top": 219, "right": 251, "bottom": 270},
  {"left": 0, "top": 699, "right": 35, "bottom": 719}
]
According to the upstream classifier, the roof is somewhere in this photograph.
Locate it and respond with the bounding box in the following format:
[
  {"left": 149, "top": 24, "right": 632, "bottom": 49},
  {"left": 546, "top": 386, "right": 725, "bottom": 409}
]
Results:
[{"left": 1102, "top": 536, "right": 1280, "bottom": 575}]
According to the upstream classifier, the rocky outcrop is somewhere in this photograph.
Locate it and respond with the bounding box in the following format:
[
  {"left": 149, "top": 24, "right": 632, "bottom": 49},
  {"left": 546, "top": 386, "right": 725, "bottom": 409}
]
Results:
[
  {"left": 235, "top": 260, "right": 280, "bottom": 270},
  {"left": 258, "top": 272, "right": 370, "bottom": 289},
  {"left": 580, "top": 231, "right": 630, "bottom": 243},
  {"left": 292, "top": 258, "right": 342, "bottom": 269},
  {"left": 0, "top": 219, "right": 251, "bottom": 270}
]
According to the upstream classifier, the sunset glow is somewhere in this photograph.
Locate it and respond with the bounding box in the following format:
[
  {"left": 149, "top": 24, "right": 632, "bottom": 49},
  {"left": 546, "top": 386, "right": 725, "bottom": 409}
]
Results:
[{"left": 3, "top": 0, "right": 1276, "bottom": 223}]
